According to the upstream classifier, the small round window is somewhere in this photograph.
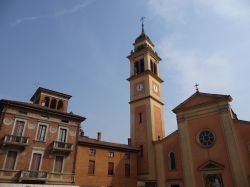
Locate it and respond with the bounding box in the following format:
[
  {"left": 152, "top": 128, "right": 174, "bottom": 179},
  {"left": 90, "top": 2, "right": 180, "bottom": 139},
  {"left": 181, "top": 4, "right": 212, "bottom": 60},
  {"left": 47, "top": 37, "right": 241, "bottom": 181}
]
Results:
[{"left": 198, "top": 129, "right": 215, "bottom": 148}]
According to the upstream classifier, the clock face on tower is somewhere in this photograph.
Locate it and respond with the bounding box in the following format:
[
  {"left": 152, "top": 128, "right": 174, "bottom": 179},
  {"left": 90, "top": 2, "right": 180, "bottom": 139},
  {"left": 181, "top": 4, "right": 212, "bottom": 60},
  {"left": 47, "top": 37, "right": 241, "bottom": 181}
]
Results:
[
  {"left": 136, "top": 83, "right": 144, "bottom": 92},
  {"left": 153, "top": 83, "right": 159, "bottom": 93}
]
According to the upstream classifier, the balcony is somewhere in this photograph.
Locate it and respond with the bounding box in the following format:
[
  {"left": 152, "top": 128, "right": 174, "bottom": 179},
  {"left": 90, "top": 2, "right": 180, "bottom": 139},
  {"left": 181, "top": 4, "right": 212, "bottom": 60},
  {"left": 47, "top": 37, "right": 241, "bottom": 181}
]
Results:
[
  {"left": 19, "top": 170, "right": 48, "bottom": 183},
  {"left": 51, "top": 141, "right": 73, "bottom": 154},
  {"left": 2, "top": 135, "right": 29, "bottom": 148}
]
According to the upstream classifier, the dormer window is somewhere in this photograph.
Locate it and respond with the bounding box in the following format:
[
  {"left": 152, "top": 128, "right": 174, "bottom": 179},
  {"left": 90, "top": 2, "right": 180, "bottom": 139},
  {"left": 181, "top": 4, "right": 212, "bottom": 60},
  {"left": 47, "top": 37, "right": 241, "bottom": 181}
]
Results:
[{"left": 134, "top": 59, "right": 145, "bottom": 75}]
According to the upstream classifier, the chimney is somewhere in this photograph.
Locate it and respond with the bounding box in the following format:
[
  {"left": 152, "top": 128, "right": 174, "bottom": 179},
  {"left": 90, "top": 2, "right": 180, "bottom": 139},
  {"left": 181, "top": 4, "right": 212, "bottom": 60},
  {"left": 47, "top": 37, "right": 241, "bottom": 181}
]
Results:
[
  {"left": 128, "top": 138, "right": 131, "bottom": 145},
  {"left": 97, "top": 132, "right": 101, "bottom": 141}
]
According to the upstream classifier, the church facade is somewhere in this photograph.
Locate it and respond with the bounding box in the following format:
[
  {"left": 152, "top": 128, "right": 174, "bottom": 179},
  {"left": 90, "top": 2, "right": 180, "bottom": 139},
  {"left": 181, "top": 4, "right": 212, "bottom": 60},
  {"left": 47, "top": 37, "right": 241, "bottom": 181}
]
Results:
[
  {"left": 126, "top": 25, "right": 250, "bottom": 187},
  {"left": 0, "top": 26, "right": 250, "bottom": 187}
]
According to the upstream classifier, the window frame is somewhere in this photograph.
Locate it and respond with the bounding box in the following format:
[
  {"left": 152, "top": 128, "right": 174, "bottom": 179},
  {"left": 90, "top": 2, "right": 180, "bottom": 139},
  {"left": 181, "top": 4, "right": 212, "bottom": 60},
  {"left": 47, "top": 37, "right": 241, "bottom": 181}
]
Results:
[
  {"left": 58, "top": 126, "right": 69, "bottom": 143},
  {"left": 3, "top": 150, "right": 18, "bottom": 170},
  {"left": 125, "top": 163, "right": 130, "bottom": 177},
  {"left": 53, "top": 155, "right": 64, "bottom": 173},
  {"left": 28, "top": 150, "right": 44, "bottom": 171},
  {"left": 89, "top": 148, "right": 96, "bottom": 156},
  {"left": 108, "top": 151, "right": 114, "bottom": 158},
  {"left": 35, "top": 123, "right": 48, "bottom": 142},
  {"left": 88, "top": 160, "right": 95, "bottom": 175},
  {"left": 11, "top": 118, "right": 26, "bottom": 137},
  {"left": 108, "top": 162, "right": 114, "bottom": 176},
  {"left": 169, "top": 151, "right": 176, "bottom": 171}
]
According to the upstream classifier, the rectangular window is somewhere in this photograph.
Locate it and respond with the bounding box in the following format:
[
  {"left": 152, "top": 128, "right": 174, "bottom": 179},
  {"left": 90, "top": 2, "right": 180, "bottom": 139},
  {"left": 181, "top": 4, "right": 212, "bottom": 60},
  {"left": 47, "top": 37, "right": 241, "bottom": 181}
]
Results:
[
  {"left": 30, "top": 153, "right": 42, "bottom": 171},
  {"left": 13, "top": 120, "right": 25, "bottom": 136},
  {"left": 125, "top": 164, "right": 130, "bottom": 177},
  {"left": 54, "top": 156, "right": 64, "bottom": 173},
  {"left": 139, "top": 112, "right": 142, "bottom": 124},
  {"left": 88, "top": 160, "right": 95, "bottom": 175},
  {"left": 150, "top": 60, "right": 154, "bottom": 72},
  {"left": 134, "top": 62, "right": 139, "bottom": 75},
  {"left": 59, "top": 128, "right": 67, "bottom": 142},
  {"left": 140, "top": 145, "right": 144, "bottom": 157},
  {"left": 37, "top": 124, "right": 47, "bottom": 142},
  {"left": 108, "top": 162, "right": 114, "bottom": 175},
  {"left": 154, "top": 63, "right": 157, "bottom": 74},
  {"left": 89, "top": 148, "right": 96, "bottom": 156},
  {"left": 108, "top": 151, "right": 114, "bottom": 158},
  {"left": 5, "top": 151, "right": 17, "bottom": 170},
  {"left": 170, "top": 185, "right": 180, "bottom": 187},
  {"left": 140, "top": 59, "right": 145, "bottom": 73},
  {"left": 124, "top": 152, "right": 130, "bottom": 160}
]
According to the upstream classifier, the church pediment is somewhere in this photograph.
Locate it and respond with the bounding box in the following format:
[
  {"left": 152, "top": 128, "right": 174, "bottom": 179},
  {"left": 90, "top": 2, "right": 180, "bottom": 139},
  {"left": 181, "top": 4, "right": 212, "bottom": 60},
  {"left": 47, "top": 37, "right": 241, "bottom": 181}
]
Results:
[
  {"left": 199, "top": 160, "right": 224, "bottom": 171},
  {"left": 172, "top": 92, "right": 232, "bottom": 113}
]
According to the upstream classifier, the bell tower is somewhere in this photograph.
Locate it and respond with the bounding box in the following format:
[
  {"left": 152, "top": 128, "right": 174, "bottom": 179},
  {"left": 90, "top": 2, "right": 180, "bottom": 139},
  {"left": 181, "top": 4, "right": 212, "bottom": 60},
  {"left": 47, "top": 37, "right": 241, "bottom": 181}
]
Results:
[{"left": 127, "top": 22, "right": 165, "bottom": 186}]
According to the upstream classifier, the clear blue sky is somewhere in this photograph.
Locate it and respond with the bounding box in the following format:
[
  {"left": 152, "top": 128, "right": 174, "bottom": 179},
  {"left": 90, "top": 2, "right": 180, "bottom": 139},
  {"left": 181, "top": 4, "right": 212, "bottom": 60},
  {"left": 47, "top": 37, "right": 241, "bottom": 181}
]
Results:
[{"left": 1, "top": 0, "right": 250, "bottom": 143}]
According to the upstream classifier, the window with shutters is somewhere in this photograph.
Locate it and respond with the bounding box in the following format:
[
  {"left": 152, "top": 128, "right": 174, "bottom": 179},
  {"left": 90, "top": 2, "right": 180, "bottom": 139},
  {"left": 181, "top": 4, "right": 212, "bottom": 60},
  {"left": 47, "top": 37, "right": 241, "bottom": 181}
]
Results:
[
  {"left": 54, "top": 156, "right": 64, "bottom": 173},
  {"left": 36, "top": 124, "right": 47, "bottom": 142},
  {"left": 125, "top": 164, "right": 130, "bottom": 177},
  {"left": 88, "top": 160, "right": 95, "bottom": 175},
  {"left": 30, "top": 153, "right": 42, "bottom": 171},
  {"left": 13, "top": 120, "right": 25, "bottom": 137},
  {"left": 108, "top": 162, "right": 114, "bottom": 175},
  {"left": 4, "top": 151, "right": 17, "bottom": 170}
]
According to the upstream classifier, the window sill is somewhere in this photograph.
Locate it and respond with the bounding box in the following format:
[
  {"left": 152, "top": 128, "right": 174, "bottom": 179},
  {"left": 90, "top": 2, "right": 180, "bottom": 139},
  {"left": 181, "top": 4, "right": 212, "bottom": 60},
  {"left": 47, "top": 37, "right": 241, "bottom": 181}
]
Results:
[{"left": 34, "top": 140, "right": 46, "bottom": 143}]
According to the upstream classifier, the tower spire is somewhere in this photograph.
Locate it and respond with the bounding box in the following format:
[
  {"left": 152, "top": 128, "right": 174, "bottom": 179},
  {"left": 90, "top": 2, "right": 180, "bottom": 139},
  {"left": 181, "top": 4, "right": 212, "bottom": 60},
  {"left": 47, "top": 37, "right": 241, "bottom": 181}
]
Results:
[{"left": 140, "top": 17, "right": 145, "bottom": 33}]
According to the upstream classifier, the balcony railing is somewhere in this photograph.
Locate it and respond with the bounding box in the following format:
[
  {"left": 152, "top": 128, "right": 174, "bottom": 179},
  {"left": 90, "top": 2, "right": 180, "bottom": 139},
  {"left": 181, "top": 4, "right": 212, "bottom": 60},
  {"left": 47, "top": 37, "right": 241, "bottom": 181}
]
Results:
[
  {"left": 3, "top": 135, "right": 29, "bottom": 147},
  {"left": 51, "top": 141, "right": 73, "bottom": 153},
  {"left": 19, "top": 170, "right": 48, "bottom": 182}
]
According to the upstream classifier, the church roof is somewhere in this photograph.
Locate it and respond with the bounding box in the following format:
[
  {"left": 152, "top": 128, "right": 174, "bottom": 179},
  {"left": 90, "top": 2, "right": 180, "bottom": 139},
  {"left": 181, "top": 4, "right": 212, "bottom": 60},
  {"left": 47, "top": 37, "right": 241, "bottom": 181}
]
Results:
[
  {"left": 134, "top": 31, "right": 154, "bottom": 47},
  {"left": 78, "top": 136, "right": 139, "bottom": 152},
  {"left": 172, "top": 91, "right": 232, "bottom": 113}
]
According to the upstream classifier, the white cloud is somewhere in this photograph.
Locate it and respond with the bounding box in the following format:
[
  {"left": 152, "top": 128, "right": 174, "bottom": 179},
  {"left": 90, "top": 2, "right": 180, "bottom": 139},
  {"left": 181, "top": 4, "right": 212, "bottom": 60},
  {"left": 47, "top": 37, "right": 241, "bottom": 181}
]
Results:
[
  {"left": 147, "top": 0, "right": 189, "bottom": 24},
  {"left": 194, "top": 0, "right": 250, "bottom": 21},
  {"left": 11, "top": 0, "right": 94, "bottom": 26},
  {"left": 148, "top": 0, "right": 250, "bottom": 23},
  {"left": 159, "top": 39, "right": 234, "bottom": 94}
]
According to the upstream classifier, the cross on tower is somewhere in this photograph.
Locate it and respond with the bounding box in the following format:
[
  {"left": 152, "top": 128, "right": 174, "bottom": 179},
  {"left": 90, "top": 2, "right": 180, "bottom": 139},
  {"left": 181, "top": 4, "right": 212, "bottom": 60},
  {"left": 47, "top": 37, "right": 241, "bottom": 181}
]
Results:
[
  {"left": 195, "top": 83, "right": 199, "bottom": 92},
  {"left": 140, "top": 17, "right": 145, "bottom": 33}
]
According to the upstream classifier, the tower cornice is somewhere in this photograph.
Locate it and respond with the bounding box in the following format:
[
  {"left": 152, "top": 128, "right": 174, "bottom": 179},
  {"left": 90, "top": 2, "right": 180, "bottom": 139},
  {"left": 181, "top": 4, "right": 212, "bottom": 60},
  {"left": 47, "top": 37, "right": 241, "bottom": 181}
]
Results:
[
  {"left": 127, "top": 46, "right": 161, "bottom": 62},
  {"left": 129, "top": 95, "right": 164, "bottom": 105},
  {"left": 127, "top": 70, "right": 164, "bottom": 83}
]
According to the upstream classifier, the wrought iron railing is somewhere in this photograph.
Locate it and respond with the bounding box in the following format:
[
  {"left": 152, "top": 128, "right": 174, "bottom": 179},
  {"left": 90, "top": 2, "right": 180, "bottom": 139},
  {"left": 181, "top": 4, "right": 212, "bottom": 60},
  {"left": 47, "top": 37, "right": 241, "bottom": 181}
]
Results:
[
  {"left": 19, "top": 170, "right": 48, "bottom": 181},
  {"left": 52, "top": 141, "right": 73, "bottom": 152},
  {"left": 3, "top": 135, "right": 29, "bottom": 146}
]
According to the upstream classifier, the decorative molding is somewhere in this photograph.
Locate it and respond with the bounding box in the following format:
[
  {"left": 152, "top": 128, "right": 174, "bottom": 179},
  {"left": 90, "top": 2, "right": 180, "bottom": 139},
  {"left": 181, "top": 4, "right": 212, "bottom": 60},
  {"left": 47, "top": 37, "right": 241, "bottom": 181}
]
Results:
[
  {"left": 3, "top": 117, "right": 13, "bottom": 126},
  {"left": 49, "top": 126, "right": 57, "bottom": 134},
  {"left": 28, "top": 122, "right": 36, "bottom": 129},
  {"left": 69, "top": 130, "right": 76, "bottom": 137}
]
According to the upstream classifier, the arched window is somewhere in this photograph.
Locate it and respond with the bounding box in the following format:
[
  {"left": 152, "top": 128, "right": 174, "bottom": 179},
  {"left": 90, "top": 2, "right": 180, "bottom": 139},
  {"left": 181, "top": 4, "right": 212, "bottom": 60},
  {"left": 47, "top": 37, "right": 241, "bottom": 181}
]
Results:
[
  {"left": 57, "top": 100, "right": 63, "bottom": 110},
  {"left": 44, "top": 97, "right": 50, "bottom": 107},
  {"left": 140, "top": 59, "right": 144, "bottom": 73},
  {"left": 169, "top": 152, "right": 176, "bottom": 170},
  {"left": 50, "top": 98, "right": 57, "bottom": 109}
]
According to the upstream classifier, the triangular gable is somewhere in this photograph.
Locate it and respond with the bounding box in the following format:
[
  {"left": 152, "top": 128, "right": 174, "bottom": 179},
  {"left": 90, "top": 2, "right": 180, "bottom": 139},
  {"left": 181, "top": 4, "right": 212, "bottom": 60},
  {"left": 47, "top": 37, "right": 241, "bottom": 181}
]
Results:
[
  {"left": 172, "top": 91, "right": 232, "bottom": 113},
  {"left": 199, "top": 160, "right": 224, "bottom": 171}
]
